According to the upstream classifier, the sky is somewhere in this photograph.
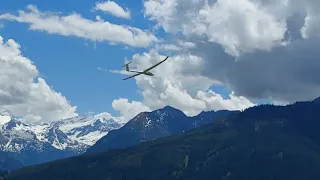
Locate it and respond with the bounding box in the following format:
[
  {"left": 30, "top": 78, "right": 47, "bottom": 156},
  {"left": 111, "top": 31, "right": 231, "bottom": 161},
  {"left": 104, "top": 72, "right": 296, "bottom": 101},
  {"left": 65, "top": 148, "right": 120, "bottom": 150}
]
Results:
[{"left": 0, "top": 0, "right": 319, "bottom": 124}]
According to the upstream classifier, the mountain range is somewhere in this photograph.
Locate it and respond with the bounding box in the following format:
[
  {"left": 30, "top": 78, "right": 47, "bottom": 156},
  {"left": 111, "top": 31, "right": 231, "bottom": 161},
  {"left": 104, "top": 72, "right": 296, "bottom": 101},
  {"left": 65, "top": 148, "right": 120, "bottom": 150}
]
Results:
[
  {"left": 2, "top": 98, "right": 320, "bottom": 180},
  {"left": 0, "top": 110, "right": 123, "bottom": 170},
  {"left": 87, "top": 106, "right": 234, "bottom": 153},
  {"left": 0, "top": 106, "right": 234, "bottom": 171}
]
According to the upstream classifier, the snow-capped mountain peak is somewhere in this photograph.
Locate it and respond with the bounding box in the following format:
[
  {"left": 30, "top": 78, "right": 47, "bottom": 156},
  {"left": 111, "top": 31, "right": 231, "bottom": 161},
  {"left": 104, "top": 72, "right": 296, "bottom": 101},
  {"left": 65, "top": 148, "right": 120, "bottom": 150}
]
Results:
[
  {"left": 93, "top": 112, "right": 113, "bottom": 121},
  {"left": 0, "top": 110, "right": 11, "bottom": 117},
  {"left": 87, "top": 106, "right": 235, "bottom": 153},
  {"left": 0, "top": 111, "right": 123, "bottom": 149},
  {"left": 0, "top": 110, "right": 12, "bottom": 125},
  {"left": 56, "top": 114, "right": 122, "bottom": 146},
  {"left": 0, "top": 111, "right": 123, "bottom": 167}
]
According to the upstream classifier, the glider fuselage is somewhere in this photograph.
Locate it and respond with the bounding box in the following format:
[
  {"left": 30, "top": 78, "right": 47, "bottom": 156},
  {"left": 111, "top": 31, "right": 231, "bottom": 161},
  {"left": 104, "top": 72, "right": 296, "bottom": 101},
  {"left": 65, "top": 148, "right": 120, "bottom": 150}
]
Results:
[
  {"left": 142, "top": 71, "right": 154, "bottom": 76},
  {"left": 122, "top": 56, "right": 169, "bottom": 80},
  {"left": 128, "top": 70, "right": 154, "bottom": 76}
]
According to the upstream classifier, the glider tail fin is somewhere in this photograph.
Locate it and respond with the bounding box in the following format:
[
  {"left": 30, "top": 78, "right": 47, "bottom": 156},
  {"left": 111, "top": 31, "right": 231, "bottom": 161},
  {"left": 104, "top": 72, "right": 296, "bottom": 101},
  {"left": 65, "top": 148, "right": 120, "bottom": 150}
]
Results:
[{"left": 122, "top": 61, "right": 132, "bottom": 71}]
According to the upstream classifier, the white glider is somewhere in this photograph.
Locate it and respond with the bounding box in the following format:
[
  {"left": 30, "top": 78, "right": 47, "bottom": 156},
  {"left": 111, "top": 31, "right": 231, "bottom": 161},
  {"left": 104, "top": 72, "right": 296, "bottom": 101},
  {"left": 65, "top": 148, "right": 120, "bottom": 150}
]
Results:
[{"left": 122, "top": 56, "right": 169, "bottom": 80}]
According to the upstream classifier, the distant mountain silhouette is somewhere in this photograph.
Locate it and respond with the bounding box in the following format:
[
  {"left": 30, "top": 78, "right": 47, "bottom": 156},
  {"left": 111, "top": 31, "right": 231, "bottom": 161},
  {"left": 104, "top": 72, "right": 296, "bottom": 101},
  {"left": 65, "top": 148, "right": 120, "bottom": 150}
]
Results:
[
  {"left": 3, "top": 100, "right": 320, "bottom": 180},
  {"left": 86, "top": 106, "right": 235, "bottom": 153}
]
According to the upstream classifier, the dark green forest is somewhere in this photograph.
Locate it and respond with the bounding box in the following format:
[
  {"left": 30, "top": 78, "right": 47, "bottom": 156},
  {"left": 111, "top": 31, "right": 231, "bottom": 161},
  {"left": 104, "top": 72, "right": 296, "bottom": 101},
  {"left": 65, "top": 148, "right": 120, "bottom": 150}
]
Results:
[{"left": 2, "top": 100, "right": 320, "bottom": 180}]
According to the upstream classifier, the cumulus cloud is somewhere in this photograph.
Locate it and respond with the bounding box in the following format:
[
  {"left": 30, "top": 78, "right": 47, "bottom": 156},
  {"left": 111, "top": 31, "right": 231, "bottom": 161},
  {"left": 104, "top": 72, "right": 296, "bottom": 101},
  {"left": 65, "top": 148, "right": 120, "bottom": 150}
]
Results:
[
  {"left": 94, "top": 1, "right": 131, "bottom": 19},
  {"left": 111, "top": 50, "right": 255, "bottom": 117},
  {"left": 154, "top": 40, "right": 197, "bottom": 53},
  {"left": 0, "top": 5, "right": 157, "bottom": 48},
  {"left": 107, "top": 0, "right": 320, "bottom": 119},
  {"left": 112, "top": 98, "right": 151, "bottom": 123},
  {"left": 144, "top": 0, "right": 291, "bottom": 56},
  {"left": 0, "top": 35, "right": 77, "bottom": 124},
  {"left": 197, "top": 91, "right": 256, "bottom": 111},
  {"left": 142, "top": 0, "right": 320, "bottom": 103},
  {"left": 155, "top": 43, "right": 181, "bottom": 52},
  {"left": 5, "top": 0, "right": 320, "bottom": 124}
]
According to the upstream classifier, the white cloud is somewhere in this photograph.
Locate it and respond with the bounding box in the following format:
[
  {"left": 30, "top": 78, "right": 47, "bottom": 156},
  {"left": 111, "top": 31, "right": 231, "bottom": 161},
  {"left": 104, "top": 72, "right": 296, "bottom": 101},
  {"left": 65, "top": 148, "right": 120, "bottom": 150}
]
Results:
[
  {"left": 140, "top": 0, "right": 320, "bottom": 104},
  {"left": 111, "top": 50, "right": 255, "bottom": 117},
  {"left": 94, "top": 1, "right": 131, "bottom": 19},
  {"left": 0, "top": 5, "right": 157, "bottom": 48},
  {"left": 300, "top": 1, "right": 320, "bottom": 39},
  {"left": 108, "top": 0, "right": 320, "bottom": 118},
  {"left": 0, "top": 35, "right": 77, "bottom": 124},
  {"left": 6, "top": 0, "right": 320, "bottom": 125},
  {"left": 155, "top": 43, "right": 181, "bottom": 52},
  {"left": 197, "top": 91, "right": 255, "bottom": 112},
  {"left": 105, "top": 0, "right": 320, "bottom": 115},
  {"left": 144, "top": 0, "right": 289, "bottom": 56},
  {"left": 154, "top": 40, "right": 197, "bottom": 53},
  {"left": 97, "top": 67, "right": 108, "bottom": 72},
  {"left": 112, "top": 98, "right": 151, "bottom": 123},
  {"left": 93, "top": 112, "right": 114, "bottom": 120}
]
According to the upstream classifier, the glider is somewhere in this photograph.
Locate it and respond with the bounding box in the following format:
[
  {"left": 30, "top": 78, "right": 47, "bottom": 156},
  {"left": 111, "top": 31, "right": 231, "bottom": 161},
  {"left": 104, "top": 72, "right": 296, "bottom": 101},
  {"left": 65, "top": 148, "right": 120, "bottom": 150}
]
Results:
[{"left": 122, "top": 56, "right": 169, "bottom": 80}]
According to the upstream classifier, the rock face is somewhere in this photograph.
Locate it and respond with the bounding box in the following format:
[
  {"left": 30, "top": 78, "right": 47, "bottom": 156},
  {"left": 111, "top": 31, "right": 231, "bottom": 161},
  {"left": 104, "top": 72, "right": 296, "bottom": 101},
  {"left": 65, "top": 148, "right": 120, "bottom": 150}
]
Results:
[
  {"left": 2, "top": 100, "right": 320, "bottom": 180},
  {"left": 0, "top": 105, "right": 232, "bottom": 170},
  {"left": 0, "top": 111, "right": 123, "bottom": 168},
  {"left": 87, "top": 106, "right": 235, "bottom": 153}
]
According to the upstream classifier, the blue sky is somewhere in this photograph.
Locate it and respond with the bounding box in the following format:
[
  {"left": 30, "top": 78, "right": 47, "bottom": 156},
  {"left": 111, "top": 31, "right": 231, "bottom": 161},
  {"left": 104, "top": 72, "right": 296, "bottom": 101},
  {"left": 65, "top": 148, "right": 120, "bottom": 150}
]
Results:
[
  {"left": 1, "top": 0, "right": 319, "bottom": 125},
  {"left": 0, "top": 0, "right": 157, "bottom": 115},
  {"left": 1, "top": 0, "right": 289, "bottom": 124}
]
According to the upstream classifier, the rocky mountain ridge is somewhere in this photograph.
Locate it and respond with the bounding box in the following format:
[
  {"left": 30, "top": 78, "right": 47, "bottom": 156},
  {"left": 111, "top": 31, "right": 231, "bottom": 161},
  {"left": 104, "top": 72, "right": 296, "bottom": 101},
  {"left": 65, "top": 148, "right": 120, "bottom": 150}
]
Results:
[
  {"left": 87, "top": 106, "right": 236, "bottom": 153},
  {"left": 0, "top": 111, "right": 123, "bottom": 168}
]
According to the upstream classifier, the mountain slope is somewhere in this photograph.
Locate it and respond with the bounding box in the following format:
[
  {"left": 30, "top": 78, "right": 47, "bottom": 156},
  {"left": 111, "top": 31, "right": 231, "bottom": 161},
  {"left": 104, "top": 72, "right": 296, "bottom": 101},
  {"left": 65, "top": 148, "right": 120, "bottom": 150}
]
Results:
[
  {"left": 0, "top": 111, "right": 123, "bottom": 168},
  {"left": 0, "top": 119, "right": 84, "bottom": 166},
  {"left": 54, "top": 113, "right": 123, "bottom": 146},
  {"left": 0, "top": 152, "right": 23, "bottom": 172},
  {"left": 3, "top": 100, "right": 320, "bottom": 179},
  {"left": 87, "top": 106, "right": 235, "bottom": 153}
]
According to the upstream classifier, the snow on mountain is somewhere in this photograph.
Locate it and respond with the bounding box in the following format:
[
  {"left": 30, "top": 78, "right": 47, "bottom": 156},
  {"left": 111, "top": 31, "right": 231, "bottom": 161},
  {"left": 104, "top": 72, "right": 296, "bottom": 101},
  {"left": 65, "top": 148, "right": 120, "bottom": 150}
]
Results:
[
  {"left": 0, "top": 111, "right": 123, "bottom": 154},
  {"left": 0, "top": 110, "right": 12, "bottom": 125},
  {"left": 0, "top": 110, "right": 124, "bottom": 167},
  {"left": 55, "top": 113, "right": 123, "bottom": 146},
  {"left": 87, "top": 106, "right": 193, "bottom": 153},
  {"left": 0, "top": 119, "right": 49, "bottom": 153},
  {"left": 87, "top": 106, "right": 236, "bottom": 153}
]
